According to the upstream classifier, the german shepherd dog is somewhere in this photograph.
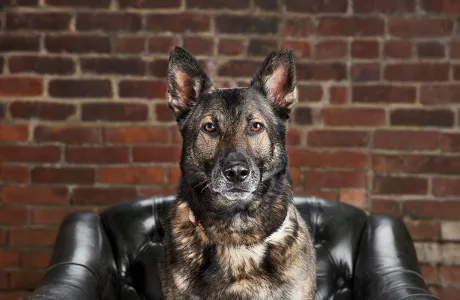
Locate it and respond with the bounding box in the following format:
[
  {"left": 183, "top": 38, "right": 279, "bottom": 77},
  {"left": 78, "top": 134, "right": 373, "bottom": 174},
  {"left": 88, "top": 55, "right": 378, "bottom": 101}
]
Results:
[{"left": 160, "top": 47, "right": 316, "bottom": 300}]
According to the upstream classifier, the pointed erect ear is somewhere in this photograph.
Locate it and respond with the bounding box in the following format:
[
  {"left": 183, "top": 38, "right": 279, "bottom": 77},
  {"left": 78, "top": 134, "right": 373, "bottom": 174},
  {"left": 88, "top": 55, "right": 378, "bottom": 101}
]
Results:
[
  {"left": 167, "top": 46, "right": 214, "bottom": 120},
  {"left": 250, "top": 48, "right": 298, "bottom": 119}
]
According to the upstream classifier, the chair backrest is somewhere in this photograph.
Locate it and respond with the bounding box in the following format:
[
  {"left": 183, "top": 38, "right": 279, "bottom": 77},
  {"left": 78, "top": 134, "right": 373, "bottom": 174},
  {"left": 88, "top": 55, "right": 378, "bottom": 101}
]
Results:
[{"left": 100, "top": 196, "right": 368, "bottom": 299}]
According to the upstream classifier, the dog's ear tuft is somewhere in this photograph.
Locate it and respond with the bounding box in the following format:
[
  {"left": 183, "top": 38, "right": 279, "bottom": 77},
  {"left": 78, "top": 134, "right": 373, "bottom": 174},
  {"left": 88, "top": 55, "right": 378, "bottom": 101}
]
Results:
[
  {"left": 250, "top": 48, "right": 297, "bottom": 119},
  {"left": 167, "top": 46, "right": 214, "bottom": 120}
]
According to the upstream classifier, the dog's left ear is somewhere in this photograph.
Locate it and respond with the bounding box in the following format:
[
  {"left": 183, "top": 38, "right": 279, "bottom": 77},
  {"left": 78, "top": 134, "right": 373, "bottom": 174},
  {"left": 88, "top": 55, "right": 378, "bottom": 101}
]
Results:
[
  {"left": 250, "top": 48, "right": 298, "bottom": 119},
  {"left": 167, "top": 46, "right": 214, "bottom": 120}
]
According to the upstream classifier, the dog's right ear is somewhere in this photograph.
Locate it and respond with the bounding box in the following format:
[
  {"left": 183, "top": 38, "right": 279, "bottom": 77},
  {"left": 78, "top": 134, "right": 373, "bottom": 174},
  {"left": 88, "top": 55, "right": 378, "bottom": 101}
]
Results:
[{"left": 167, "top": 46, "right": 214, "bottom": 120}]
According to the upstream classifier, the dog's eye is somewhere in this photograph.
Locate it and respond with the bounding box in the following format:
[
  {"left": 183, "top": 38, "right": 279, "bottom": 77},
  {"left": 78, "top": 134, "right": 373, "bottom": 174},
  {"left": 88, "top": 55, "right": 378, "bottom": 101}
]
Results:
[
  {"left": 202, "top": 122, "right": 217, "bottom": 134},
  {"left": 249, "top": 122, "right": 264, "bottom": 134}
]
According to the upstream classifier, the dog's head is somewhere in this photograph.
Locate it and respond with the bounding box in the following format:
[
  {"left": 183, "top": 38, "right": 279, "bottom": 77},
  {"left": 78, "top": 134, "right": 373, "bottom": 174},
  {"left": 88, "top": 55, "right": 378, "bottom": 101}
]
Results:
[{"left": 168, "top": 46, "right": 297, "bottom": 210}]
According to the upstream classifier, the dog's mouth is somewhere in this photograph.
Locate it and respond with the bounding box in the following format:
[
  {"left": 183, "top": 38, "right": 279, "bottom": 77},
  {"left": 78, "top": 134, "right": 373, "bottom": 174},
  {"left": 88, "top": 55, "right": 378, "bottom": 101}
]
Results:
[{"left": 218, "top": 190, "right": 253, "bottom": 201}]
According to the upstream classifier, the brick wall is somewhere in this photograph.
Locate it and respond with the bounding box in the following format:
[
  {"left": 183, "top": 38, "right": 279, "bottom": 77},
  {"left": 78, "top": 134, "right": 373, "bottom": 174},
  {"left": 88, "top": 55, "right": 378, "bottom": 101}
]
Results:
[{"left": 0, "top": 0, "right": 459, "bottom": 298}]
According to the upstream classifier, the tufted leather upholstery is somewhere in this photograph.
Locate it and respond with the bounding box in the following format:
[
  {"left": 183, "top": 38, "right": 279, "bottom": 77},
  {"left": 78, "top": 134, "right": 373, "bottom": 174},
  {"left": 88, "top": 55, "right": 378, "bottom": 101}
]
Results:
[{"left": 25, "top": 196, "right": 438, "bottom": 300}]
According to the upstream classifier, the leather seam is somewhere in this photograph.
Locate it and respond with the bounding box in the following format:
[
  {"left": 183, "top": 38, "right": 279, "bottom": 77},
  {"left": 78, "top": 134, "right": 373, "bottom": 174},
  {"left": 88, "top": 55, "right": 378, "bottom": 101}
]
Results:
[{"left": 45, "top": 261, "right": 103, "bottom": 289}]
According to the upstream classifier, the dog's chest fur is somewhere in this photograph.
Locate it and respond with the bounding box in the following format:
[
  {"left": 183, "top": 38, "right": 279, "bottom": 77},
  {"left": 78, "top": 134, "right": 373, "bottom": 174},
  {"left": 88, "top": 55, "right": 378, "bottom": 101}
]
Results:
[{"left": 161, "top": 201, "right": 316, "bottom": 300}]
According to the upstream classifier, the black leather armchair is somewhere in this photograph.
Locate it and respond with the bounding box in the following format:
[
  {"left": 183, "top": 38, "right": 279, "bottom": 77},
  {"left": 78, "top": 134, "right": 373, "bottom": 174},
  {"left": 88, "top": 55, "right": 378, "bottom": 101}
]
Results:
[{"left": 25, "top": 196, "right": 438, "bottom": 300}]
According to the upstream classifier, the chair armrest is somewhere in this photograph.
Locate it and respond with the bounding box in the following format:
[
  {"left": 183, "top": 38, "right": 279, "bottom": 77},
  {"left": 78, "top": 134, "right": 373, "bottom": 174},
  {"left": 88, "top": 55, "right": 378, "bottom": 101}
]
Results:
[
  {"left": 353, "top": 215, "right": 439, "bottom": 300},
  {"left": 25, "top": 212, "right": 117, "bottom": 300}
]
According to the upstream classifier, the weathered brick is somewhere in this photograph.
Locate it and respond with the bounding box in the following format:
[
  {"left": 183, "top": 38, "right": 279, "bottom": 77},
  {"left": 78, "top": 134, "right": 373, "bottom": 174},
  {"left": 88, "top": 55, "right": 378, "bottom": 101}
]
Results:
[
  {"left": 216, "top": 15, "right": 278, "bottom": 34},
  {"left": 294, "top": 107, "right": 312, "bottom": 125},
  {"left": 307, "top": 130, "right": 369, "bottom": 148},
  {"left": 287, "top": 128, "right": 301, "bottom": 146},
  {"left": 31, "top": 167, "right": 95, "bottom": 184},
  {"left": 451, "top": 41, "right": 460, "bottom": 58},
  {"left": 103, "top": 126, "right": 169, "bottom": 144},
  {"left": 329, "top": 86, "right": 348, "bottom": 104},
  {"left": 71, "top": 187, "right": 137, "bottom": 205},
  {"left": 421, "top": 85, "right": 460, "bottom": 105},
  {"left": 149, "top": 36, "right": 180, "bottom": 54},
  {"left": 305, "top": 170, "right": 366, "bottom": 188},
  {"left": 9, "top": 271, "right": 44, "bottom": 290},
  {"left": 339, "top": 190, "right": 368, "bottom": 209},
  {"left": 433, "top": 178, "right": 460, "bottom": 196},
  {"left": 297, "top": 63, "right": 347, "bottom": 81},
  {"left": 115, "top": 36, "right": 145, "bottom": 54},
  {"left": 119, "top": 0, "right": 180, "bottom": 8},
  {"left": 1, "top": 186, "right": 69, "bottom": 205},
  {"left": 298, "top": 85, "right": 323, "bottom": 102},
  {"left": 219, "top": 60, "right": 260, "bottom": 77},
  {"left": 184, "top": 36, "right": 214, "bottom": 55},
  {"left": 352, "top": 40, "right": 380, "bottom": 58},
  {"left": 374, "top": 130, "right": 438, "bottom": 150},
  {"left": 35, "top": 126, "right": 100, "bottom": 144},
  {"left": 318, "top": 17, "right": 385, "bottom": 36},
  {"left": 373, "top": 155, "right": 460, "bottom": 175},
  {"left": 439, "top": 266, "right": 460, "bottom": 288},
  {"left": 67, "top": 146, "right": 129, "bottom": 164},
  {"left": 353, "top": 85, "right": 416, "bottom": 104},
  {"left": 81, "top": 57, "right": 146, "bottom": 76},
  {"left": 417, "top": 42, "right": 445, "bottom": 58},
  {"left": 420, "top": 264, "right": 438, "bottom": 285},
  {"left": 288, "top": 150, "right": 367, "bottom": 168},
  {"left": 218, "top": 39, "right": 245, "bottom": 55},
  {"left": 6, "top": 12, "right": 71, "bottom": 31},
  {"left": 147, "top": 13, "right": 210, "bottom": 33},
  {"left": 0, "top": 165, "right": 29, "bottom": 183},
  {"left": 372, "top": 199, "right": 401, "bottom": 216},
  {"left": 441, "top": 133, "right": 460, "bottom": 152},
  {"left": 0, "top": 145, "right": 60, "bottom": 163},
  {"left": 321, "top": 107, "right": 386, "bottom": 126},
  {"left": 9, "top": 56, "right": 75, "bottom": 74},
  {"left": 385, "top": 63, "right": 449, "bottom": 81},
  {"left": 45, "top": 35, "right": 110, "bottom": 53},
  {"left": 187, "top": 0, "right": 249, "bottom": 9},
  {"left": 76, "top": 13, "right": 142, "bottom": 32},
  {"left": 10, "top": 100, "right": 75, "bottom": 120},
  {"left": 405, "top": 220, "right": 440, "bottom": 241},
  {"left": 248, "top": 39, "right": 278, "bottom": 56},
  {"left": 9, "top": 228, "right": 57, "bottom": 247},
  {"left": 119, "top": 80, "right": 167, "bottom": 99},
  {"left": 155, "top": 103, "right": 175, "bottom": 122},
  {"left": 384, "top": 41, "right": 412, "bottom": 59},
  {"left": 99, "top": 167, "right": 165, "bottom": 184},
  {"left": 285, "top": 0, "right": 347, "bottom": 12},
  {"left": 0, "top": 207, "right": 28, "bottom": 225},
  {"left": 281, "top": 41, "right": 311, "bottom": 59},
  {"left": 283, "top": 18, "right": 315, "bottom": 37},
  {"left": 132, "top": 146, "right": 181, "bottom": 162},
  {"left": 390, "top": 109, "right": 454, "bottom": 127},
  {"left": 389, "top": 18, "right": 453, "bottom": 38},
  {"left": 373, "top": 176, "right": 428, "bottom": 195},
  {"left": 420, "top": 0, "right": 460, "bottom": 13},
  {"left": 0, "top": 34, "right": 39, "bottom": 52},
  {"left": 45, "top": 0, "right": 110, "bottom": 7},
  {"left": 148, "top": 59, "right": 169, "bottom": 78},
  {"left": 354, "top": 0, "right": 415, "bottom": 13},
  {"left": 20, "top": 251, "right": 52, "bottom": 269},
  {"left": 351, "top": 63, "right": 380, "bottom": 82},
  {"left": 49, "top": 79, "right": 112, "bottom": 98},
  {"left": 403, "top": 201, "right": 460, "bottom": 219},
  {"left": 441, "top": 222, "right": 460, "bottom": 241},
  {"left": 0, "top": 77, "right": 43, "bottom": 97},
  {"left": 414, "top": 242, "right": 441, "bottom": 263},
  {"left": 0, "top": 124, "right": 29, "bottom": 142},
  {"left": 441, "top": 244, "right": 460, "bottom": 265},
  {"left": 0, "top": 250, "right": 20, "bottom": 267},
  {"left": 254, "top": 0, "right": 277, "bottom": 10},
  {"left": 82, "top": 103, "right": 148, "bottom": 122}
]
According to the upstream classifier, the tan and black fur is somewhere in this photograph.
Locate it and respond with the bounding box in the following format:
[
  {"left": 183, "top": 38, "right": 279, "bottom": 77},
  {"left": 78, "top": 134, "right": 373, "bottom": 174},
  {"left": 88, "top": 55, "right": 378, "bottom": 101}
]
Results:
[{"left": 160, "top": 47, "right": 316, "bottom": 300}]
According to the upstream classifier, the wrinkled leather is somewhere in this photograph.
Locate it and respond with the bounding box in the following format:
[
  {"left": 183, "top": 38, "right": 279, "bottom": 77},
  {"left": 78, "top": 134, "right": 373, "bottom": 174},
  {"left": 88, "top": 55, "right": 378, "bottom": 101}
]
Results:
[{"left": 25, "top": 196, "right": 438, "bottom": 300}]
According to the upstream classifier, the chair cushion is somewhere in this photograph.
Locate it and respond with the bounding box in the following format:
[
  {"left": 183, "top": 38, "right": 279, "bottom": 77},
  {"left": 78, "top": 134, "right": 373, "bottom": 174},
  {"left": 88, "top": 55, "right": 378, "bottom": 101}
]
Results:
[{"left": 101, "top": 196, "right": 368, "bottom": 300}]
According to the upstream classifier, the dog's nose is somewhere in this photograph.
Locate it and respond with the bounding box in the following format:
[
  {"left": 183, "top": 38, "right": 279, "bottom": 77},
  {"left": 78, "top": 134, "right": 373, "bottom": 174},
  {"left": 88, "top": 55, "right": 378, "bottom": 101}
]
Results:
[{"left": 223, "top": 163, "right": 250, "bottom": 183}]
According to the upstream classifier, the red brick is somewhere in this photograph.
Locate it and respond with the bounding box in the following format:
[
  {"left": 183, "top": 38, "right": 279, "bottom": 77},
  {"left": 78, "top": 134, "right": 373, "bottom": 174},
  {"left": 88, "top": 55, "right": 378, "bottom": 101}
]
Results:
[
  {"left": 9, "top": 228, "right": 58, "bottom": 247},
  {"left": 0, "top": 251, "right": 19, "bottom": 268},
  {"left": 296, "top": 190, "right": 337, "bottom": 200},
  {"left": 248, "top": 39, "right": 278, "bottom": 57},
  {"left": 0, "top": 207, "right": 28, "bottom": 226},
  {"left": 441, "top": 133, "right": 460, "bottom": 152},
  {"left": 31, "top": 167, "right": 95, "bottom": 184},
  {"left": 149, "top": 59, "right": 169, "bottom": 78},
  {"left": 296, "top": 63, "right": 347, "bottom": 81},
  {"left": 0, "top": 77, "right": 42, "bottom": 97},
  {"left": 67, "top": 146, "right": 129, "bottom": 164},
  {"left": 35, "top": 126, "right": 100, "bottom": 144},
  {"left": 10, "top": 100, "right": 76, "bottom": 121},
  {"left": 389, "top": 18, "right": 453, "bottom": 38},
  {"left": 81, "top": 57, "right": 146, "bottom": 76},
  {"left": 20, "top": 251, "right": 52, "bottom": 269},
  {"left": 285, "top": 0, "right": 347, "bottom": 12},
  {"left": 0, "top": 34, "right": 39, "bottom": 52},
  {"left": 287, "top": 128, "right": 301, "bottom": 146},
  {"left": 6, "top": 12, "right": 71, "bottom": 31},
  {"left": 119, "top": 80, "right": 166, "bottom": 98},
  {"left": 318, "top": 17, "right": 384, "bottom": 37},
  {"left": 0, "top": 230, "right": 5, "bottom": 246},
  {"left": 420, "top": 0, "right": 460, "bottom": 13},
  {"left": 0, "top": 271, "right": 8, "bottom": 289},
  {"left": 1, "top": 186, "right": 68, "bottom": 205},
  {"left": 149, "top": 36, "right": 180, "bottom": 54},
  {"left": 420, "top": 264, "right": 438, "bottom": 285},
  {"left": 352, "top": 40, "right": 380, "bottom": 59},
  {"left": 354, "top": 0, "right": 415, "bottom": 13},
  {"left": 351, "top": 63, "right": 380, "bottom": 82},
  {"left": 372, "top": 199, "right": 401, "bottom": 216},
  {"left": 405, "top": 220, "right": 440, "bottom": 241},
  {"left": 9, "top": 55, "right": 75, "bottom": 74},
  {"left": 298, "top": 85, "right": 323, "bottom": 102},
  {"left": 82, "top": 103, "right": 148, "bottom": 122},
  {"left": 0, "top": 292, "right": 29, "bottom": 300},
  {"left": 288, "top": 150, "right": 367, "bottom": 168},
  {"left": 307, "top": 130, "right": 369, "bottom": 148},
  {"left": 384, "top": 41, "right": 412, "bottom": 59},
  {"left": 71, "top": 187, "right": 137, "bottom": 205},
  {"left": 293, "top": 107, "right": 312, "bottom": 125},
  {"left": 374, "top": 130, "right": 438, "bottom": 150},
  {"left": 31, "top": 208, "right": 83, "bottom": 225},
  {"left": 119, "top": 0, "right": 180, "bottom": 8},
  {"left": 417, "top": 42, "right": 445, "bottom": 58},
  {"left": 433, "top": 178, "right": 460, "bottom": 196},
  {"left": 45, "top": 35, "right": 110, "bottom": 53},
  {"left": 216, "top": 15, "right": 278, "bottom": 34},
  {"left": 187, "top": 0, "right": 249, "bottom": 9},
  {"left": 305, "top": 170, "right": 367, "bottom": 188},
  {"left": 168, "top": 167, "right": 181, "bottom": 185},
  {"left": 218, "top": 39, "right": 245, "bottom": 55},
  {"left": 329, "top": 86, "right": 348, "bottom": 104},
  {"left": 76, "top": 13, "right": 142, "bottom": 32},
  {"left": 2, "top": 0, "right": 37, "bottom": 5},
  {"left": 403, "top": 201, "right": 460, "bottom": 219},
  {"left": 9, "top": 271, "right": 42, "bottom": 290},
  {"left": 0, "top": 165, "right": 29, "bottom": 183},
  {"left": 373, "top": 176, "right": 428, "bottom": 195},
  {"left": 254, "top": 0, "right": 277, "bottom": 10},
  {"left": 283, "top": 18, "right": 315, "bottom": 37},
  {"left": 49, "top": 79, "right": 112, "bottom": 98},
  {"left": 0, "top": 145, "right": 60, "bottom": 163},
  {"left": 315, "top": 40, "right": 348, "bottom": 59},
  {"left": 139, "top": 188, "right": 177, "bottom": 197},
  {"left": 45, "top": 0, "right": 110, "bottom": 7},
  {"left": 352, "top": 85, "right": 416, "bottom": 104},
  {"left": 289, "top": 168, "right": 301, "bottom": 187},
  {"left": 281, "top": 41, "right": 310, "bottom": 59},
  {"left": 421, "top": 85, "right": 460, "bottom": 105},
  {"left": 132, "top": 146, "right": 181, "bottom": 162},
  {"left": 454, "top": 65, "right": 460, "bottom": 81},
  {"left": 440, "top": 266, "right": 460, "bottom": 285},
  {"left": 115, "top": 36, "right": 145, "bottom": 54},
  {"left": 155, "top": 103, "right": 175, "bottom": 122},
  {"left": 321, "top": 108, "right": 386, "bottom": 127},
  {"left": 103, "top": 126, "right": 169, "bottom": 144},
  {"left": 451, "top": 41, "right": 460, "bottom": 59},
  {"left": 373, "top": 155, "right": 460, "bottom": 175},
  {"left": 99, "top": 167, "right": 165, "bottom": 184},
  {"left": 184, "top": 37, "right": 214, "bottom": 55},
  {"left": 339, "top": 190, "right": 368, "bottom": 209},
  {"left": 0, "top": 124, "right": 28, "bottom": 142},
  {"left": 390, "top": 109, "right": 454, "bottom": 127},
  {"left": 147, "top": 13, "right": 210, "bottom": 33},
  {"left": 219, "top": 60, "right": 260, "bottom": 77},
  {"left": 385, "top": 63, "right": 449, "bottom": 82}
]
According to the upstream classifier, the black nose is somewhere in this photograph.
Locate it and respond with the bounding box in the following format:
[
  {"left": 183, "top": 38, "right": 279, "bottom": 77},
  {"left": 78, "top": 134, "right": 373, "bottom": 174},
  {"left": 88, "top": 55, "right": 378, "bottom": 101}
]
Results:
[{"left": 223, "top": 163, "right": 250, "bottom": 183}]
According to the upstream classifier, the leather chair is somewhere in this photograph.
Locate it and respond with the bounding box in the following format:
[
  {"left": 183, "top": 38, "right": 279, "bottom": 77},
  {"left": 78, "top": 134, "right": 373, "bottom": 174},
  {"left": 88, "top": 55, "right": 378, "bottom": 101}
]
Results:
[{"left": 25, "top": 196, "right": 438, "bottom": 300}]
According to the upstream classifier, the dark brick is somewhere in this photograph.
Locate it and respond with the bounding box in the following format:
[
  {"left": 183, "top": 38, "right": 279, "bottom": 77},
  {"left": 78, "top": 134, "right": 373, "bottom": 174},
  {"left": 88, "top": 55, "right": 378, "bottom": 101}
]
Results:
[
  {"left": 49, "top": 79, "right": 112, "bottom": 98},
  {"left": 67, "top": 146, "right": 129, "bottom": 164},
  {"left": 99, "top": 166, "right": 165, "bottom": 183},
  {"left": 403, "top": 201, "right": 460, "bottom": 219},
  {"left": 219, "top": 39, "right": 245, "bottom": 55},
  {"left": 305, "top": 170, "right": 366, "bottom": 189},
  {"left": 315, "top": 40, "right": 348, "bottom": 59},
  {"left": 441, "top": 133, "right": 460, "bottom": 152},
  {"left": 254, "top": 0, "right": 277, "bottom": 10},
  {"left": 45, "top": 0, "right": 110, "bottom": 7},
  {"left": 421, "top": 85, "right": 460, "bottom": 105},
  {"left": 297, "top": 63, "right": 347, "bottom": 81},
  {"left": 0, "top": 165, "right": 29, "bottom": 183},
  {"left": 45, "top": 35, "right": 110, "bottom": 53},
  {"left": 351, "top": 63, "right": 380, "bottom": 82},
  {"left": 322, "top": 107, "right": 386, "bottom": 126},
  {"left": 417, "top": 42, "right": 445, "bottom": 58},
  {"left": 0, "top": 145, "right": 60, "bottom": 163},
  {"left": 354, "top": 0, "right": 415, "bottom": 13},
  {"left": 81, "top": 57, "right": 146, "bottom": 76},
  {"left": 285, "top": 0, "right": 347, "bottom": 12},
  {"left": 318, "top": 17, "right": 385, "bottom": 36},
  {"left": 372, "top": 155, "right": 460, "bottom": 175},
  {"left": 307, "top": 130, "right": 369, "bottom": 148},
  {"left": 148, "top": 59, "right": 168, "bottom": 78},
  {"left": 187, "top": 0, "right": 249, "bottom": 9},
  {"left": 281, "top": 41, "right": 311, "bottom": 59},
  {"left": 374, "top": 130, "right": 438, "bottom": 150},
  {"left": 288, "top": 149, "right": 367, "bottom": 168},
  {"left": 248, "top": 39, "right": 278, "bottom": 56},
  {"left": 82, "top": 103, "right": 149, "bottom": 121},
  {"left": 119, "top": 80, "right": 167, "bottom": 98},
  {"left": 294, "top": 107, "right": 312, "bottom": 125},
  {"left": 155, "top": 103, "right": 175, "bottom": 122},
  {"left": 72, "top": 187, "right": 137, "bottom": 205},
  {"left": 385, "top": 63, "right": 449, "bottom": 82},
  {"left": 119, "top": 0, "right": 180, "bottom": 8},
  {"left": 373, "top": 176, "right": 428, "bottom": 195},
  {"left": 420, "top": 0, "right": 460, "bottom": 13},
  {"left": 34, "top": 126, "right": 100, "bottom": 144},
  {"left": 115, "top": 36, "right": 145, "bottom": 54},
  {"left": 9, "top": 56, "right": 75, "bottom": 75},
  {"left": 10, "top": 101, "right": 76, "bottom": 120},
  {"left": 149, "top": 36, "right": 180, "bottom": 54},
  {"left": 132, "top": 146, "right": 181, "bottom": 162},
  {"left": 283, "top": 18, "right": 316, "bottom": 37},
  {"left": 32, "top": 167, "right": 95, "bottom": 184},
  {"left": 184, "top": 37, "right": 214, "bottom": 55},
  {"left": 0, "top": 34, "right": 39, "bottom": 52},
  {"left": 389, "top": 18, "right": 453, "bottom": 38},
  {"left": 219, "top": 60, "right": 260, "bottom": 77},
  {"left": 330, "top": 86, "right": 348, "bottom": 104},
  {"left": 352, "top": 40, "right": 380, "bottom": 58},
  {"left": 298, "top": 85, "right": 323, "bottom": 102},
  {"left": 76, "top": 13, "right": 142, "bottom": 32},
  {"left": 6, "top": 12, "right": 71, "bottom": 31},
  {"left": 353, "top": 85, "right": 416, "bottom": 104},
  {"left": 384, "top": 41, "right": 412, "bottom": 59},
  {"left": 103, "top": 126, "right": 169, "bottom": 144},
  {"left": 390, "top": 109, "right": 454, "bottom": 127},
  {"left": 216, "top": 15, "right": 278, "bottom": 34},
  {"left": 147, "top": 13, "right": 210, "bottom": 33}
]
